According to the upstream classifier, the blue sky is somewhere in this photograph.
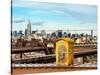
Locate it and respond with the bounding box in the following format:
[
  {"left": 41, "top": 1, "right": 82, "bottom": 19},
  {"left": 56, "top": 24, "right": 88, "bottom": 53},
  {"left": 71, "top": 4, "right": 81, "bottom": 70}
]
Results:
[{"left": 12, "top": 0, "right": 97, "bottom": 33}]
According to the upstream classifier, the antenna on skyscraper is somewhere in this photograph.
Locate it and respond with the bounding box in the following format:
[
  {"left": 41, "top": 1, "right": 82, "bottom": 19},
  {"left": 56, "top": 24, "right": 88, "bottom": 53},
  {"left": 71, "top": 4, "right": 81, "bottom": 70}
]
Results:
[{"left": 28, "top": 19, "right": 31, "bottom": 24}]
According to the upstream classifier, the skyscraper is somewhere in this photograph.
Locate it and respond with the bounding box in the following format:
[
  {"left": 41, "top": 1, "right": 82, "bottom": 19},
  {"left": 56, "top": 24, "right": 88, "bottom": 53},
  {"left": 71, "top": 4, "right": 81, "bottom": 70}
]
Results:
[
  {"left": 57, "top": 30, "right": 62, "bottom": 38},
  {"left": 12, "top": 30, "right": 17, "bottom": 37},
  {"left": 18, "top": 30, "right": 23, "bottom": 36},
  {"left": 27, "top": 20, "right": 31, "bottom": 35},
  {"left": 91, "top": 30, "right": 93, "bottom": 37},
  {"left": 25, "top": 29, "right": 27, "bottom": 36}
]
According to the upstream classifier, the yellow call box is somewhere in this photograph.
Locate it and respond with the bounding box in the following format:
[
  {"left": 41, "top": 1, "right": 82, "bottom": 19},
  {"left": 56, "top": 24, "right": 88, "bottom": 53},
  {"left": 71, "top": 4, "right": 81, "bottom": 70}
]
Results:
[{"left": 56, "top": 38, "right": 74, "bottom": 66}]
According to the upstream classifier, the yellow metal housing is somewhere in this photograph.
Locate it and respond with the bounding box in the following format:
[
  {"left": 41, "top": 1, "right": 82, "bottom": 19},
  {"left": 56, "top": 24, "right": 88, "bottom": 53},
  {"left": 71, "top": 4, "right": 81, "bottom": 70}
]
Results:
[{"left": 56, "top": 38, "right": 74, "bottom": 66}]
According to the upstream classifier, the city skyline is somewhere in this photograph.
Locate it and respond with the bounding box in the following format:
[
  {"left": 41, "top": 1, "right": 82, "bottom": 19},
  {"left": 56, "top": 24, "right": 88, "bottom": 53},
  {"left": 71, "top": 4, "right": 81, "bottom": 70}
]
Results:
[{"left": 12, "top": 0, "right": 97, "bottom": 33}]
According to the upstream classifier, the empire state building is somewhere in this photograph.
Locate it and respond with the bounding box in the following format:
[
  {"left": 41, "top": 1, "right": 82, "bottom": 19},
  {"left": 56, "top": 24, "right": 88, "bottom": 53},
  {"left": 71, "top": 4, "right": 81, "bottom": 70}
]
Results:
[{"left": 27, "top": 20, "right": 31, "bottom": 35}]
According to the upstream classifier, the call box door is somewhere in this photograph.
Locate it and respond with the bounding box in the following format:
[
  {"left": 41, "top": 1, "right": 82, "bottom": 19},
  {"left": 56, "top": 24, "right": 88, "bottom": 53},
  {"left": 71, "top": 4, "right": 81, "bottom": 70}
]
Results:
[{"left": 57, "top": 41, "right": 68, "bottom": 65}]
